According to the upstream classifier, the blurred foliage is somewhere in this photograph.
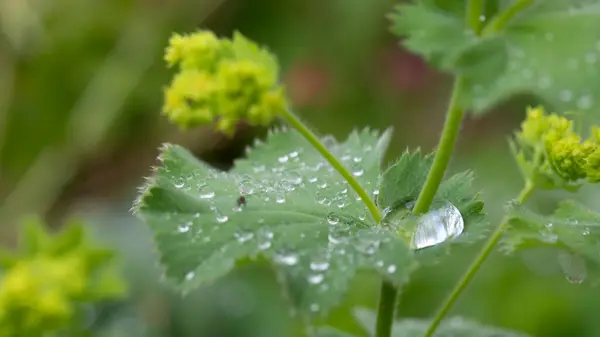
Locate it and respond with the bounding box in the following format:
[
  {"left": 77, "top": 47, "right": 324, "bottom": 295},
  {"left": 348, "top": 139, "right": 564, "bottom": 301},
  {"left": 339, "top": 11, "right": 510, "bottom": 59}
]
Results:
[{"left": 3, "top": 0, "right": 600, "bottom": 336}]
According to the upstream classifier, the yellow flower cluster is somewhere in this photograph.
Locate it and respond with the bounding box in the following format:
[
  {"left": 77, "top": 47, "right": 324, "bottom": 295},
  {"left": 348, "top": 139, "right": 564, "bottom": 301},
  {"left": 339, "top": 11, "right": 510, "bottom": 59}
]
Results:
[
  {"left": 162, "top": 30, "right": 286, "bottom": 135},
  {"left": 0, "top": 218, "right": 126, "bottom": 336},
  {"left": 514, "top": 106, "right": 600, "bottom": 186}
]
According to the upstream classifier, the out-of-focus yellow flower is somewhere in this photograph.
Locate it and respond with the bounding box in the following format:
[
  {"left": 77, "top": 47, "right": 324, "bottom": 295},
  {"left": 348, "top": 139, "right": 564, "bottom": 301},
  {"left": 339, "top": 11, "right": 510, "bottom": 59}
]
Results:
[
  {"left": 513, "top": 105, "right": 600, "bottom": 187},
  {"left": 162, "top": 30, "right": 286, "bottom": 136},
  {"left": 0, "top": 218, "right": 126, "bottom": 336}
]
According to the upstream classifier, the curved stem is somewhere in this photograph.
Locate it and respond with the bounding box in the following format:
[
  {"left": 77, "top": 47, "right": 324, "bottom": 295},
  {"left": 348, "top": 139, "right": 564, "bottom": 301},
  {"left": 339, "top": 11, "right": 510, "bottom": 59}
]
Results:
[
  {"left": 279, "top": 108, "right": 382, "bottom": 223},
  {"left": 421, "top": 180, "right": 535, "bottom": 337},
  {"left": 411, "top": 77, "right": 467, "bottom": 215}
]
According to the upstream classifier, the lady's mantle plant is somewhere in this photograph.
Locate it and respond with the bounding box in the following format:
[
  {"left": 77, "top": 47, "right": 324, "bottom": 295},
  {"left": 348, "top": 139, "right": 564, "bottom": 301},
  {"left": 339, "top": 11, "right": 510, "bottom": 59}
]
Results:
[
  {"left": 0, "top": 217, "right": 126, "bottom": 336},
  {"left": 136, "top": 1, "right": 600, "bottom": 337}
]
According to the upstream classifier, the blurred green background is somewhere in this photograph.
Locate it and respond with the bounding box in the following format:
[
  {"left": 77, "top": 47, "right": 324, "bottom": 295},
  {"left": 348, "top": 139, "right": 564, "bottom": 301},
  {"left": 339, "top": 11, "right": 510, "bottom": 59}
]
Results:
[{"left": 1, "top": 0, "right": 600, "bottom": 336}]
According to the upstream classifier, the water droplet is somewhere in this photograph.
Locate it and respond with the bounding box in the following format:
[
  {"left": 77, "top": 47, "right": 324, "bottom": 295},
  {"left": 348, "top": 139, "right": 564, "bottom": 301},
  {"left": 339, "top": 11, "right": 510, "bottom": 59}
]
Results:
[
  {"left": 308, "top": 177, "right": 318, "bottom": 183},
  {"left": 317, "top": 182, "right": 328, "bottom": 189},
  {"left": 559, "top": 90, "right": 573, "bottom": 102},
  {"left": 234, "top": 231, "right": 254, "bottom": 243},
  {"left": 341, "top": 154, "right": 351, "bottom": 161},
  {"left": 583, "top": 228, "right": 591, "bottom": 236},
  {"left": 200, "top": 191, "right": 215, "bottom": 199},
  {"left": 353, "top": 156, "right": 363, "bottom": 163},
  {"left": 185, "top": 271, "right": 195, "bottom": 281},
  {"left": 216, "top": 215, "right": 229, "bottom": 223},
  {"left": 310, "top": 303, "right": 320, "bottom": 312},
  {"left": 308, "top": 274, "right": 324, "bottom": 284},
  {"left": 387, "top": 265, "right": 397, "bottom": 274},
  {"left": 258, "top": 240, "right": 272, "bottom": 250},
  {"left": 175, "top": 181, "right": 185, "bottom": 189},
  {"left": 289, "top": 151, "right": 299, "bottom": 158},
  {"left": 276, "top": 194, "right": 286, "bottom": 204},
  {"left": 275, "top": 253, "right": 299, "bottom": 266},
  {"left": 558, "top": 250, "right": 587, "bottom": 284},
  {"left": 478, "top": 15, "right": 486, "bottom": 22},
  {"left": 310, "top": 261, "right": 330, "bottom": 271},
  {"left": 353, "top": 169, "right": 364, "bottom": 177},
  {"left": 410, "top": 202, "right": 464, "bottom": 250},
  {"left": 376, "top": 260, "right": 384, "bottom": 268},
  {"left": 358, "top": 214, "right": 366, "bottom": 221},
  {"left": 373, "top": 189, "right": 379, "bottom": 196},
  {"left": 178, "top": 222, "right": 191, "bottom": 233},
  {"left": 577, "top": 95, "right": 593, "bottom": 110},
  {"left": 278, "top": 155, "right": 289, "bottom": 163}
]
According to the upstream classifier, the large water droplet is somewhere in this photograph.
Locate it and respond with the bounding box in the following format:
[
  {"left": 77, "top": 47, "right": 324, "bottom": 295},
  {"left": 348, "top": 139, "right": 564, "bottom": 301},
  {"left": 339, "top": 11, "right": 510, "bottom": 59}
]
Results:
[
  {"left": 175, "top": 181, "right": 185, "bottom": 189},
  {"left": 308, "top": 274, "right": 324, "bottom": 284},
  {"left": 278, "top": 155, "right": 289, "bottom": 163},
  {"left": 387, "top": 265, "right": 397, "bottom": 274},
  {"left": 558, "top": 250, "right": 587, "bottom": 284},
  {"left": 410, "top": 202, "right": 464, "bottom": 250},
  {"left": 275, "top": 253, "right": 299, "bottom": 266},
  {"left": 216, "top": 215, "right": 229, "bottom": 223}
]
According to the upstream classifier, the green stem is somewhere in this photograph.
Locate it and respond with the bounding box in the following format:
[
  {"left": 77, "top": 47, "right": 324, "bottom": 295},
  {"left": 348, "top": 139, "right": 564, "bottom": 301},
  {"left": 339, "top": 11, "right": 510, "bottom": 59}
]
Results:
[
  {"left": 279, "top": 108, "right": 382, "bottom": 223},
  {"left": 421, "top": 180, "right": 535, "bottom": 337},
  {"left": 411, "top": 77, "right": 467, "bottom": 215},
  {"left": 481, "top": 0, "right": 534, "bottom": 36},
  {"left": 374, "top": 77, "right": 468, "bottom": 337},
  {"left": 466, "top": 0, "right": 485, "bottom": 35}
]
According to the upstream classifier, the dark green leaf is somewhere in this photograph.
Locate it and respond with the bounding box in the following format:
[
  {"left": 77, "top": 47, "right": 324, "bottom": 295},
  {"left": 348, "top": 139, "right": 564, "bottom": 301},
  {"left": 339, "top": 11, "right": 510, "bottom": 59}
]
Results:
[
  {"left": 391, "top": 1, "right": 600, "bottom": 114},
  {"left": 135, "top": 127, "right": 417, "bottom": 318}
]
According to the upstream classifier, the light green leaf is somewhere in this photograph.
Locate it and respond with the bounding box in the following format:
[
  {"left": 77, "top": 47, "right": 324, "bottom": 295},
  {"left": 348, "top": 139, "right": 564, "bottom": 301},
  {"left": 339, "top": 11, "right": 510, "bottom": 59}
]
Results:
[
  {"left": 355, "top": 308, "right": 531, "bottom": 337},
  {"left": 504, "top": 200, "right": 600, "bottom": 283},
  {"left": 377, "top": 151, "right": 486, "bottom": 263},
  {"left": 391, "top": 1, "right": 600, "bottom": 114},
  {"left": 135, "top": 127, "right": 417, "bottom": 318}
]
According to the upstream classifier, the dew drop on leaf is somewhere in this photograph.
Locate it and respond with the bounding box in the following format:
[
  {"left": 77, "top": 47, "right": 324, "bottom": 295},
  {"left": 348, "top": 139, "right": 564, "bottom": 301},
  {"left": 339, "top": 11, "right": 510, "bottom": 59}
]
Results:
[
  {"left": 200, "top": 191, "right": 215, "bottom": 199},
  {"left": 177, "top": 222, "right": 191, "bottom": 233},
  {"left": 308, "top": 274, "right": 324, "bottom": 284},
  {"left": 275, "top": 194, "right": 286, "bottom": 204},
  {"left": 185, "top": 271, "right": 195, "bottom": 281},
  {"left": 275, "top": 253, "right": 299, "bottom": 266},
  {"left": 310, "top": 303, "right": 320, "bottom": 312},
  {"left": 410, "top": 201, "right": 464, "bottom": 250},
  {"left": 326, "top": 214, "right": 340, "bottom": 225},
  {"left": 387, "top": 265, "right": 397, "bottom": 274},
  {"left": 310, "top": 261, "right": 330, "bottom": 271},
  {"left": 558, "top": 250, "right": 587, "bottom": 285},
  {"left": 278, "top": 155, "right": 289, "bottom": 163},
  {"left": 216, "top": 215, "right": 229, "bottom": 223},
  {"left": 352, "top": 169, "right": 364, "bottom": 177},
  {"left": 234, "top": 231, "right": 254, "bottom": 243}
]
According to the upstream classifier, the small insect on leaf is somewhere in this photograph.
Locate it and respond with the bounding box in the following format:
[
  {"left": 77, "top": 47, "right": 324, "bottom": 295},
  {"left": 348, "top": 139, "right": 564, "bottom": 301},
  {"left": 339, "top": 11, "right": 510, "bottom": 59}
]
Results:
[{"left": 237, "top": 196, "right": 247, "bottom": 207}]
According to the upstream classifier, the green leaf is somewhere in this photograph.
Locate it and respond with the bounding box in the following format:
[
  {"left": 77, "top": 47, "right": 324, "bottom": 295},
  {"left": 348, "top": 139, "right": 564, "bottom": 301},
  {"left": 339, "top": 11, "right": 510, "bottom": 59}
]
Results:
[
  {"left": 135, "top": 127, "right": 417, "bottom": 318},
  {"left": 391, "top": 1, "right": 600, "bottom": 114},
  {"left": 504, "top": 199, "right": 600, "bottom": 283},
  {"left": 354, "top": 308, "right": 531, "bottom": 337},
  {"left": 377, "top": 151, "right": 486, "bottom": 263}
]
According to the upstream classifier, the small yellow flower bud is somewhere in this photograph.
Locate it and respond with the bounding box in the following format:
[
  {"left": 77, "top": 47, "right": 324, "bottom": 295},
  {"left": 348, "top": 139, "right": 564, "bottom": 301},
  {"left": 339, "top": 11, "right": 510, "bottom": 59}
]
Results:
[{"left": 162, "top": 30, "right": 286, "bottom": 136}]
